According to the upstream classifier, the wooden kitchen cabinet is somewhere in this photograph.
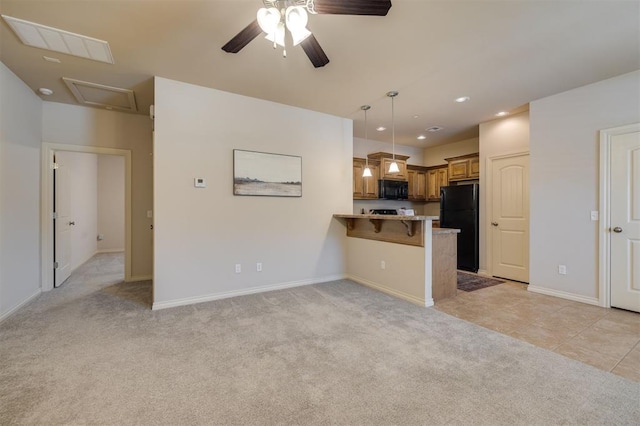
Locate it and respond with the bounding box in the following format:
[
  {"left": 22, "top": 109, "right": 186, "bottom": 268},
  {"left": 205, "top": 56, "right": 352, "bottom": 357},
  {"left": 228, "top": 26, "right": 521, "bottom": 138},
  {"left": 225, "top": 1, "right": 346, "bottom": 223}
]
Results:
[
  {"left": 446, "top": 153, "right": 480, "bottom": 182},
  {"left": 353, "top": 158, "right": 379, "bottom": 199},
  {"left": 407, "top": 165, "right": 427, "bottom": 201},
  {"left": 426, "top": 164, "right": 448, "bottom": 201},
  {"left": 367, "top": 152, "right": 410, "bottom": 181}
]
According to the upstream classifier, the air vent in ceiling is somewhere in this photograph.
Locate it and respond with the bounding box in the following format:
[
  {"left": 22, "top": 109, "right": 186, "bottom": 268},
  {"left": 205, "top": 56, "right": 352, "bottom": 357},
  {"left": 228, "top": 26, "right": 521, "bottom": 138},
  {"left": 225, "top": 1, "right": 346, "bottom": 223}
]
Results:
[
  {"left": 62, "top": 78, "right": 137, "bottom": 112},
  {"left": 426, "top": 126, "right": 444, "bottom": 132},
  {"left": 1, "top": 15, "right": 114, "bottom": 64}
]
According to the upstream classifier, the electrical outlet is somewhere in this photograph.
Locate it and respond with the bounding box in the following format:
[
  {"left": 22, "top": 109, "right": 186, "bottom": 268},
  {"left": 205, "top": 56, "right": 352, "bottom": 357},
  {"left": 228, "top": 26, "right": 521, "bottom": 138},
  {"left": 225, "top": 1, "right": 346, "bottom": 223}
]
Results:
[
  {"left": 235, "top": 264, "right": 241, "bottom": 273},
  {"left": 558, "top": 265, "right": 567, "bottom": 275},
  {"left": 256, "top": 262, "right": 262, "bottom": 272},
  {"left": 381, "top": 260, "right": 386, "bottom": 270}
]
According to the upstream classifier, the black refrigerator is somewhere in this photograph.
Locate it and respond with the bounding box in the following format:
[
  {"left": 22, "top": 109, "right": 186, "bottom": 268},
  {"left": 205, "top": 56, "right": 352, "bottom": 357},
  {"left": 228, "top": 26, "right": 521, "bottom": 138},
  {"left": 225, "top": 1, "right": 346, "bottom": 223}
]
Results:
[{"left": 440, "top": 183, "right": 479, "bottom": 272}]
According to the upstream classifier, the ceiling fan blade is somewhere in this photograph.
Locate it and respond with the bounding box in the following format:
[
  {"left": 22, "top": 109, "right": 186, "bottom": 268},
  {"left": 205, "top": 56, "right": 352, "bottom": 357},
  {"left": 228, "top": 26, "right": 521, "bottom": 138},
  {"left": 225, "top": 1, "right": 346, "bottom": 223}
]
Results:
[
  {"left": 312, "top": 0, "right": 392, "bottom": 16},
  {"left": 300, "top": 35, "right": 330, "bottom": 68},
  {"left": 221, "top": 19, "right": 263, "bottom": 53}
]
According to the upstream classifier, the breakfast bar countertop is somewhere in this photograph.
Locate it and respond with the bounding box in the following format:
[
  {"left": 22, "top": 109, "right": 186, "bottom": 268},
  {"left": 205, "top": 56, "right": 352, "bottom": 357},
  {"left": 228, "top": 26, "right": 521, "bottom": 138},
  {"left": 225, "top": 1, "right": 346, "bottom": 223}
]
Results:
[{"left": 333, "top": 214, "right": 439, "bottom": 221}]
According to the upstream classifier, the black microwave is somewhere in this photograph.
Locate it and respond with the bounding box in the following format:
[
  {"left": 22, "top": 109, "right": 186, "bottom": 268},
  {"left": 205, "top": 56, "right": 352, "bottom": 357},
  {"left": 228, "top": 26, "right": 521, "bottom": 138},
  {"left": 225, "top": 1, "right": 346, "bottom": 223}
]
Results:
[{"left": 379, "top": 179, "right": 408, "bottom": 200}]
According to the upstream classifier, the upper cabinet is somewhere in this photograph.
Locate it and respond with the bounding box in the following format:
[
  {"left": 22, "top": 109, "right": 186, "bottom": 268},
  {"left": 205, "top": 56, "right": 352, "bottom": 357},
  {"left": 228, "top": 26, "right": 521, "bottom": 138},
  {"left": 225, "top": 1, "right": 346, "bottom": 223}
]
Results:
[
  {"left": 367, "top": 152, "right": 409, "bottom": 181},
  {"left": 446, "top": 153, "right": 480, "bottom": 182},
  {"left": 426, "top": 164, "right": 448, "bottom": 201},
  {"left": 407, "top": 165, "right": 427, "bottom": 201},
  {"left": 353, "top": 158, "right": 379, "bottom": 199}
]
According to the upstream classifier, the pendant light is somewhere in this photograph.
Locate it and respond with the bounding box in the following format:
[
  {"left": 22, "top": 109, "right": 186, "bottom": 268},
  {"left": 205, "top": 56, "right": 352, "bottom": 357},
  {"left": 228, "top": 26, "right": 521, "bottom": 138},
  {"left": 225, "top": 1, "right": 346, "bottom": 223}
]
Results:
[
  {"left": 361, "top": 105, "right": 373, "bottom": 177},
  {"left": 387, "top": 91, "right": 400, "bottom": 174}
]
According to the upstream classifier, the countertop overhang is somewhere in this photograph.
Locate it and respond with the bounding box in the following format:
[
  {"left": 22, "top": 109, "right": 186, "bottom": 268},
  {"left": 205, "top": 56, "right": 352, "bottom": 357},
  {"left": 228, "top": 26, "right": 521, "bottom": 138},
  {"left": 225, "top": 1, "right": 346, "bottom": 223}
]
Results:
[{"left": 333, "top": 214, "right": 438, "bottom": 221}]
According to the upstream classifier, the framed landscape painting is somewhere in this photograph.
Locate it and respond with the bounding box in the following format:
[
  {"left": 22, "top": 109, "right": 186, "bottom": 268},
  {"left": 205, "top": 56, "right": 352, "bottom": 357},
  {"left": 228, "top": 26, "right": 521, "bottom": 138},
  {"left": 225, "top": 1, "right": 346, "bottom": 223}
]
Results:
[{"left": 233, "top": 150, "right": 302, "bottom": 197}]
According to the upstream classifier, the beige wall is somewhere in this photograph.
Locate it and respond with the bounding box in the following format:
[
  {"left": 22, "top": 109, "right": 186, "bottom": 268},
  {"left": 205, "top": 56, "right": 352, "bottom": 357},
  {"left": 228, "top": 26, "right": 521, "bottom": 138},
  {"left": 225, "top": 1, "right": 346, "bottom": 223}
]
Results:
[
  {"left": 353, "top": 136, "right": 425, "bottom": 165},
  {"left": 153, "top": 77, "right": 352, "bottom": 308},
  {"left": 42, "top": 103, "right": 153, "bottom": 279},
  {"left": 0, "top": 62, "right": 42, "bottom": 320},
  {"left": 422, "top": 137, "right": 479, "bottom": 167},
  {"left": 529, "top": 70, "right": 640, "bottom": 301},
  {"left": 479, "top": 112, "right": 530, "bottom": 273},
  {"left": 345, "top": 232, "right": 431, "bottom": 306},
  {"left": 97, "top": 155, "right": 125, "bottom": 252}
]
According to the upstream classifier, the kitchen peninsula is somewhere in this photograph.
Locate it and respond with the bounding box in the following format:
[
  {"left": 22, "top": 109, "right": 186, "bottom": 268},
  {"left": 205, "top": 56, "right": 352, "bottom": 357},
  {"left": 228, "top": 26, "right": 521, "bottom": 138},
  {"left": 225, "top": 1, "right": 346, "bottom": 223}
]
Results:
[{"left": 333, "top": 214, "right": 459, "bottom": 307}]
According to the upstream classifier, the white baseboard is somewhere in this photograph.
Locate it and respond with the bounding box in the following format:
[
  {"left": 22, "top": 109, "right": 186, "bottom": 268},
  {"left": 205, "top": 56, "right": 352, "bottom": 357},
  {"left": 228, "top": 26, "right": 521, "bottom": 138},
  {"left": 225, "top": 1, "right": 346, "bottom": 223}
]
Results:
[
  {"left": 0, "top": 289, "right": 41, "bottom": 323},
  {"left": 477, "top": 269, "right": 490, "bottom": 277},
  {"left": 527, "top": 285, "right": 600, "bottom": 306},
  {"left": 127, "top": 275, "right": 152, "bottom": 283},
  {"left": 347, "top": 274, "right": 433, "bottom": 308},
  {"left": 96, "top": 249, "right": 124, "bottom": 254},
  {"left": 152, "top": 274, "right": 347, "bottom": 310}
]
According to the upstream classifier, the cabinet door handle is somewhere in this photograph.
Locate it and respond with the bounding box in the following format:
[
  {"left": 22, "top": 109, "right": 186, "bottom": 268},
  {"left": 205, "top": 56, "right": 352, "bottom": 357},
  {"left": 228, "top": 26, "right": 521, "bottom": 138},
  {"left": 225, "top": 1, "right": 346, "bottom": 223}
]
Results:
[
  {"left": 69, "top": 221, "right": 76, "bottom": 226},
  {"left": 491, "top": 222, "right": 499, "bottom": 227}
]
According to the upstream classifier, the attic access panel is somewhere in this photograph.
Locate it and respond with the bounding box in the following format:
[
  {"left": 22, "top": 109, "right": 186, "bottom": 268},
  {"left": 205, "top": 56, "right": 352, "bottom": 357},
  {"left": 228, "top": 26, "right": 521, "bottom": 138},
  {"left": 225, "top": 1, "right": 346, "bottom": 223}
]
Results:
[{"left": 62, "top": 78, "right": 137, "bottom": 112}]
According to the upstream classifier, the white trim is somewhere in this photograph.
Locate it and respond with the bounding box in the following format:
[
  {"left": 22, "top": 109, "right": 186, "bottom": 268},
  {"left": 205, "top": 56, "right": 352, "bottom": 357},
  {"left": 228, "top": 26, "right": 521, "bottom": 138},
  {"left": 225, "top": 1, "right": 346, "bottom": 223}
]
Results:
[
  {"left": 485, "top": 151, "right": 530, "bottom": 280},
  {"left": 0, "top": 290, "right": 41, "bottom": 323},
  {"left": 528, "top": 285, "right": 600, "bottom": 306},
  {"left": 151, "top": 274, "right": 346, "bottom": 310},
  {"left": 41, "top": 143, "right": 132, "bottom": 291},
  {"left": 348, "top": 274, "right": 433, "bottom": 307},
  {"left": 128, "top": 275, "right": 153, "bottom": 283},
  {"left": 476, "top": 269, "right": 490, "bottom": 277},
  {"left": 598, "top": 123, "right": 640, "bottom": 308}
]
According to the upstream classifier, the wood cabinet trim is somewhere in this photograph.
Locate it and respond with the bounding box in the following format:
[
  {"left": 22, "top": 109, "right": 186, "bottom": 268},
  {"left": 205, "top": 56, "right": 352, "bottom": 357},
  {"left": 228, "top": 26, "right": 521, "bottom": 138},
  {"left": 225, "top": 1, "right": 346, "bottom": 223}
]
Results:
[{"left": 444, "top": 152, "right": 480, "bottom": 162}]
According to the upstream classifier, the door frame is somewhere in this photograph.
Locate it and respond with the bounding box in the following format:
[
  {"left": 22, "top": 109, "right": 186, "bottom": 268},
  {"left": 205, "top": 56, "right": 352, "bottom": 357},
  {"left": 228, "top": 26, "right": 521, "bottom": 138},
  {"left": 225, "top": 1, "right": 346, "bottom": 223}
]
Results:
[
  {"left": 485, "top": 151, "right": 530, "bottom": 279},
  {"left": 598, "top": 123, "right": 640, "bottom": 308},
  {"left": 41, "top": 143, "right": 132, "bottom": 292}
]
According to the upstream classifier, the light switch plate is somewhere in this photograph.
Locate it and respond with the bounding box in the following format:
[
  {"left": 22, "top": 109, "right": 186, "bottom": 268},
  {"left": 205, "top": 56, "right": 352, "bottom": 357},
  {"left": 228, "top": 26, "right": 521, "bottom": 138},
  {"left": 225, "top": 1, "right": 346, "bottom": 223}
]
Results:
[
  {"left": 590, "top": 211, "right": 598, "bottom": 221},
  {"left": 194, "top": 178, "right": 206, "bottom": 188}
]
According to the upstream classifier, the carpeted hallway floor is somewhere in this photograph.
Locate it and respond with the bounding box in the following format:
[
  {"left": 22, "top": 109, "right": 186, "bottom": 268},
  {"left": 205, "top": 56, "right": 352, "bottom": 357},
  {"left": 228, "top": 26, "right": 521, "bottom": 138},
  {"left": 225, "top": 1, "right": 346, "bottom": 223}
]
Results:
[{"left": 1, "top": 253, "right": 638, "bottom": 425}]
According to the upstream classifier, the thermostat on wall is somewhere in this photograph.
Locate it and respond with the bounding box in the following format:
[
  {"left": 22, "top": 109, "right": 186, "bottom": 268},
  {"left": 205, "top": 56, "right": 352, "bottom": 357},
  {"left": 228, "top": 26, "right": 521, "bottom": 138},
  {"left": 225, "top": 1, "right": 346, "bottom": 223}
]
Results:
[{"left": 194, "top": 178, "right": 206, "bottom": 188}]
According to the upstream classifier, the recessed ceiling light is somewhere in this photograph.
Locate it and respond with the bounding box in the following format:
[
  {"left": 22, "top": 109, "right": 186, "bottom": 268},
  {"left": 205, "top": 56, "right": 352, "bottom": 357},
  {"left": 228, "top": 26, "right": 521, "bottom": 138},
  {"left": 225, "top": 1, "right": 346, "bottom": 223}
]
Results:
[
  {"left": 38, "top": 87, "right": 53, "bottom": 96},
  {"left": 43, "top": 56, "right": 61, "bottom": 63},
  {"left": 412, "top": 115, "right": 419, "bottom": 119},
  {"left": 376, "top": 126, "right": 386, "bottom": 131},
  {"left": 495, "top": 111, "right": 508, "bottom": 116},
  {"left": 455, "top": 96, "right": 470, "bottom": 103},
  {"left": 417, "top": 135, "right": 426, "bottom": 140},
  {"left": 426, "top": 126, "right": 444, "bottom": 132}
]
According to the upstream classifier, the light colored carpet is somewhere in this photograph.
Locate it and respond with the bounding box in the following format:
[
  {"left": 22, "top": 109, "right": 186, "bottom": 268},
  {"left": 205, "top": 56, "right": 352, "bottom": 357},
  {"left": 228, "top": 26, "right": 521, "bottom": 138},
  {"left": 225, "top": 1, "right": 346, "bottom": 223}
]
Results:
[{"left": 1, "top": 253, "right": 638, "bottom": 425}]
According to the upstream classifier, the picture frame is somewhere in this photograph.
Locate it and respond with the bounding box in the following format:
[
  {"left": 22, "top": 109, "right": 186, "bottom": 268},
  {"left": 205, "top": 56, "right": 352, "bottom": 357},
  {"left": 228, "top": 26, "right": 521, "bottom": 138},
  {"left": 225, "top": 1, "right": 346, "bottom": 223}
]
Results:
[{"left": 233, "top": 149, "right": 302, "bottom": 197}]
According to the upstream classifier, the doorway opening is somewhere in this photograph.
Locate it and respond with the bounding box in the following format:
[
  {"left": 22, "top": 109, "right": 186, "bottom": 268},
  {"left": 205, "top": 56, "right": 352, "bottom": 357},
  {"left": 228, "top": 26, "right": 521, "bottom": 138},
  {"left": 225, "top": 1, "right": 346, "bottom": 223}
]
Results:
[{"left": 41, "top": 143, "right": 132, "bottom": 292}]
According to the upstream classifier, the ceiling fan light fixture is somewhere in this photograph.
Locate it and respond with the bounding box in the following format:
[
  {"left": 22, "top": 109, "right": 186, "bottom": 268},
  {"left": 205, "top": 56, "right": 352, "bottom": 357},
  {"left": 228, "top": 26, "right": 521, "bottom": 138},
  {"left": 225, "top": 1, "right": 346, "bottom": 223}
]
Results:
[
  {"left": 265, "top": 22, "right": 286, "bottom": 48},
  {"left": 286, "top": 6, "right": 311, "bottom": 46},
  {"left": 257, "top": 7, "right": 281, "bottom": 34}
]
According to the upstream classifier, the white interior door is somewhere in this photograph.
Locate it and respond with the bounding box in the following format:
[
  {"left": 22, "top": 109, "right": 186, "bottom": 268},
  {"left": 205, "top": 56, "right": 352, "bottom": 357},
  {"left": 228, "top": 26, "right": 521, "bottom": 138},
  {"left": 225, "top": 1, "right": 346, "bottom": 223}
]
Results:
[
  {"left": 491, "top": 154, "right": 530, "bottom": 282},
  {"left": 610, "top": 130, "right": 640, "bottom": 312},
  {"left": 54, "top": 155, "right": 72, "bottom": 287}
]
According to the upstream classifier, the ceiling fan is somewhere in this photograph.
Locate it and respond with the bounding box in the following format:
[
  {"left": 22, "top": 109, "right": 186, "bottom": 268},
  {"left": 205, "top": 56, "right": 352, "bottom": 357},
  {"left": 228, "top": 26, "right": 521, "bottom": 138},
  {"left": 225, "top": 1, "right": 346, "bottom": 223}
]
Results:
[{"left": 221, "top": 0, "right": 392, "bottom": 68}]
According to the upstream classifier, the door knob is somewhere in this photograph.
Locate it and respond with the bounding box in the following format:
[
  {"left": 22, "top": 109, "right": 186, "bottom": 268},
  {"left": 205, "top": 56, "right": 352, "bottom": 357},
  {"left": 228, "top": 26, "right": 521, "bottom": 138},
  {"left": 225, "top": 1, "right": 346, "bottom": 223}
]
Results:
[
  {"left": 69, "top": 221, "right": 75, "bottom": 226},
  {"left": 491, "top": 222, "right": 499, "bottom": 227},
  {"left": 613, "top": 227, "right": 622, "bottom": 233}
]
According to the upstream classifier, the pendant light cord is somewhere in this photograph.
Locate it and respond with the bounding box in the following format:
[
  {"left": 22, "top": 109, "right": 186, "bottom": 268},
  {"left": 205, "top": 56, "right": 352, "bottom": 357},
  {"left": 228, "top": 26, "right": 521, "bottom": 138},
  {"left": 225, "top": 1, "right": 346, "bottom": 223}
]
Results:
[{"left": 391, "top": 94, "right": 395, "bottom": 161}]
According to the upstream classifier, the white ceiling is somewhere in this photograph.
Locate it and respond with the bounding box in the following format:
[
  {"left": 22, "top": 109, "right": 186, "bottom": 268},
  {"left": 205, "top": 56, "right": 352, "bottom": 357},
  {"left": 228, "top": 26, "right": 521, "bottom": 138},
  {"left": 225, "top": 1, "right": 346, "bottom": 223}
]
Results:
[{"left": 1, "top": 0, "right": 638, "bottom": 147}]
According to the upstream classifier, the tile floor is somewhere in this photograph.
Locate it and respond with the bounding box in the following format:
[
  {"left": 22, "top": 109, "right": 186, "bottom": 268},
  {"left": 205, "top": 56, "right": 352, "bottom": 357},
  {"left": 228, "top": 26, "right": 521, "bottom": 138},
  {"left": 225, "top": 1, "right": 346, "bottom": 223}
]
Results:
[{"left": 434, "top": 277, "right": 640, "bottom": 382}]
